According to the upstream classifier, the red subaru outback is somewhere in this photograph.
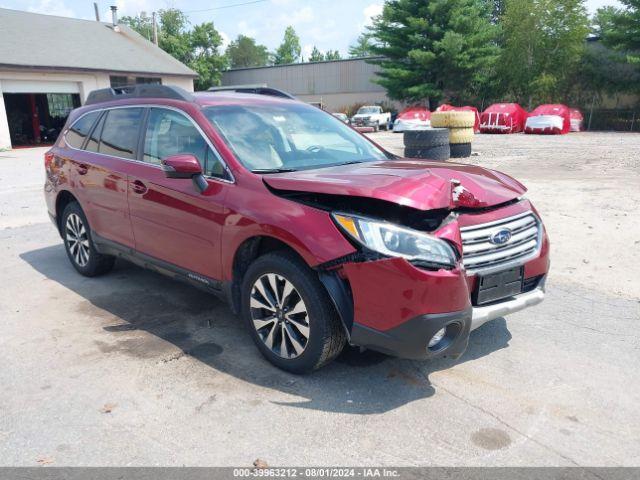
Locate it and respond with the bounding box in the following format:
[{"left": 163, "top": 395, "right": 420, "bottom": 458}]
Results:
[{"left": 44, "top": 85, "right": 549, "bottom": 373}]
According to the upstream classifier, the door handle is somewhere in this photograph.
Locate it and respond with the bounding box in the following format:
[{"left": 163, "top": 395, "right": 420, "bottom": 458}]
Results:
[
  {"left": 131, "top": 179, "right": 148, "bottom": 195},
  {"left": 77, "top": 163, "right": 88, "bottom": 175}
]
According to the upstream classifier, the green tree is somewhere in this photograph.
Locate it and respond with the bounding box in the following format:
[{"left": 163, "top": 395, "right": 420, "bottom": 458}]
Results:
[
  {"left": 598, "top": 1, "right": 640, "bottom": 64},
  {"left": 498, "top": 0, "right": 589, "bottom": 107},
  {"left": 592, "top": 6, "right": 619, "bottom": 37},
  {"left": 309, "top": 46, "right": 325, "bottom": 62},
  {"left": 485, "top": 0, "right": 506, "bottom": 23},
  {"left": 348, "top": 33, "right": 376, "bottom": 58},
  {"left": 226, "top": 34, "right": 269, "bottom": 68},
  {"left": 274, "top": 26, "right": 301, "bottom": 64},
  {"left": 368, "top": 0, "right": 500, "bottom": 107},
  {"left": 157, "top": 9, "right": 192, "bottom": 65},
  {"left": 124, "top": 8, "right": 226, "bottom": 90},
  {"left": 325, "top": 50, "right": 342, "bottom": 60},
  {"left": 570, "top": 40, "right": 640, "bottom": 106},
  {"left": 189, "top": 22, "right": 226, "bottom": 90},
  {"left": 120, "top": 12, "right": 153, "bottom": 41}
]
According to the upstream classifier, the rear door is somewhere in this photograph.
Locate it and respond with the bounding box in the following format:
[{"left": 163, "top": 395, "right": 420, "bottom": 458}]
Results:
[
  {"left": 66, "top": 108, "right": 142, "bottom": 247},
  {"left": 126, "top": 107, "right": 230, "bottom": 281}
]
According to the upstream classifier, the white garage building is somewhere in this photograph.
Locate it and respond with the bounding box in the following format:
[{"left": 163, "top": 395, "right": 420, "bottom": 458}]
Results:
[{"left": 0, "top": 8, "right": 196, "bottom": 150}]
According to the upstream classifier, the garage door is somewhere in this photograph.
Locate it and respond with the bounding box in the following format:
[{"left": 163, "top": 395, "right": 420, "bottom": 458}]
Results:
[{"left": 1, "top": 80, "right": 80, "bottom": 94}]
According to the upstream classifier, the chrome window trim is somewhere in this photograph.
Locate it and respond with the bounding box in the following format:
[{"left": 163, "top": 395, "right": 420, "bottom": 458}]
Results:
[
  {"left": 460, "top": 210, "right": 543, "bottom": 276},
  {"left": 63, "top": 104, "right": 235, "bottom": 184}
]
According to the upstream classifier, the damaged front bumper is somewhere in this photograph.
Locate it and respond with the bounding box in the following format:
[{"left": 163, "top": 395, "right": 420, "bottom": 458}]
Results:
[{"left": 320, "top": 248, "right": 548, "bottom": 360}]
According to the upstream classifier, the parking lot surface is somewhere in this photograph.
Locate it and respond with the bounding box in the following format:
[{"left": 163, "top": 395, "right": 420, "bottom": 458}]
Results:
[{"left": 1, "top": 132, "right": 639, "bottom": 466}]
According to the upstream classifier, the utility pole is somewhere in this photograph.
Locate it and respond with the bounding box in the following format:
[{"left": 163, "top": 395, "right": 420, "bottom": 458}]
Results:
[
  {"left": 93, "top": 2, "right": 100, "bottom": 21},
  {"left": 152, "top": 11, "right": 158, "bottom": 45}
]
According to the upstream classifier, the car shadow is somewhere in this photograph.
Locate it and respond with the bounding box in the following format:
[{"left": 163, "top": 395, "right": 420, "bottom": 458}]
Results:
[{"left": 20, "top": 245, "right": 512, "bottom": 415}]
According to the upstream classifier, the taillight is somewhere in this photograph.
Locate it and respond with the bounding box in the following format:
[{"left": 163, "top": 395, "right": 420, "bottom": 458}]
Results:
[{"left": 44, "top": 152, "right": 55, "bottom": 169}]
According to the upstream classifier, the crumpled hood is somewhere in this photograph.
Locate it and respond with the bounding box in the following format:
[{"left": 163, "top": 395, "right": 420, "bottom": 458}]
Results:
[{"left": 263, "top": 160, "right": 526, "bottom": 211}]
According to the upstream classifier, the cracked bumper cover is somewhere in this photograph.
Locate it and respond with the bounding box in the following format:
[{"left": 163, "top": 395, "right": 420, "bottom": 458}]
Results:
[{"left": 333, "top": 250, "right": 548, "bottom": 360}]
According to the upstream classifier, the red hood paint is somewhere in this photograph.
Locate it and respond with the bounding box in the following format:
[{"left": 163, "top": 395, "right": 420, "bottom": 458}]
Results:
[{"left": 263, "top": 160, "right": 526, "bottom": 211}]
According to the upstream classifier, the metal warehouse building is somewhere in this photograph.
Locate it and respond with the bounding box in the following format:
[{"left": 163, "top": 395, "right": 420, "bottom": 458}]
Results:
[{"left": 221, "top": 57, "right": 400, "bottom": 112}]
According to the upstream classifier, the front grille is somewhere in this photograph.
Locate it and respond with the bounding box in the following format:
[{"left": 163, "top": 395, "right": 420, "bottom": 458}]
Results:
[{"left": 460, "top": 211, "right": 541, "bottom": 274}]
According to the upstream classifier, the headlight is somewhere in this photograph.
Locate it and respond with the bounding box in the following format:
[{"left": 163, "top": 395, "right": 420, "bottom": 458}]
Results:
[{"left": 332, "top": 213, "right": 457, "bottom": 268}]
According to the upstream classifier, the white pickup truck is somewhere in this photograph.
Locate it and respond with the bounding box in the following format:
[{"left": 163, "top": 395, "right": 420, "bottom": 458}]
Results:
[{"left": 351, "top": 105, "right": 391, "bottom": 131}]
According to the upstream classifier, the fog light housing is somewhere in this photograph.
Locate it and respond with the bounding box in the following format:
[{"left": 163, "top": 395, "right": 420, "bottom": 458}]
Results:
[{"left": 428, "top": 327, "right": 446, "bottom": 349}]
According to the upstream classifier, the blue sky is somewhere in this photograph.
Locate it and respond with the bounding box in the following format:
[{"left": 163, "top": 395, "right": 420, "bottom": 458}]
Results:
[{"left": 0, "top": 0, "right": 623, "bottom": 58}]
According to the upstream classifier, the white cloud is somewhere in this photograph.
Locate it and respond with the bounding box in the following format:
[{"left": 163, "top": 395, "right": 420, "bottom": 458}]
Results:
[
  {"left": 27, "top": 0, "right": 74, "bottom": 17},
  {"left": 219, "top": 30, "right": 230, "bottom": 50},
  {"left": 103, "top": 0, "right": 153, "bottom": 21},
  {"left": 362, "top": 2, "right": 383, "bottom": 28},
  {"left": 302, "top": 44, "right": 314, "bottom": 61},
  {"left": 237, "top": 20, "right": 257, "bottom": 38},
  {"left": 286, "top": 6, "right": 314, "bottom": 24}
]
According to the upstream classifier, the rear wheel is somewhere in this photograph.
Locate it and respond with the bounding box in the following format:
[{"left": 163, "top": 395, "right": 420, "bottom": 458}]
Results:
[
  {"left": 61, "top": 202, "right": 115, "bottom": 277},
  {"left": 241, "top": 251, "right": 346, "bottom": 373}
]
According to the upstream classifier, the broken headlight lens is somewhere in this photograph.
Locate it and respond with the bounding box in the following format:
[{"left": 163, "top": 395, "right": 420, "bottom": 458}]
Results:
[{"left": 332, "top": 213, "right": 457, "bottom": 268}]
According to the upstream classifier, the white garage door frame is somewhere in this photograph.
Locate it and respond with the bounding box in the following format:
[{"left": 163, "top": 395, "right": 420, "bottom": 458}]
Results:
[{"left": 1, "top": 79, "right": 80, "bottom": 94}]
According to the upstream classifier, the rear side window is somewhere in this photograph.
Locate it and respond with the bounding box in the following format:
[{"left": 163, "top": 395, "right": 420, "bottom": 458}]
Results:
[
  {"left": 65, "top": 111, "right": 100, "bottom": 149},
  {"left": 98, "top": 108, "right": 143, "bottom": 159},
  {"left": 85, "top": 113, "right": 105, "bottom": 153},
  {"left": 143, "top": 108, "right": 226, "bottom": 178}
]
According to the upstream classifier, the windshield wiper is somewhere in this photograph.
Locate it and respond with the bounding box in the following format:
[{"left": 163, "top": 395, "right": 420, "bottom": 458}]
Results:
[{"left": 251, "top": 167, "right": 297, "bottom": 174}]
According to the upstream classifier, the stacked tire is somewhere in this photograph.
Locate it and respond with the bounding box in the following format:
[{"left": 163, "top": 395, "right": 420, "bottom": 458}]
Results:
[
  {"left": 430, "top": 111, "right": 475, "bottom": 158},
  {"left": 403, "top": 128, "right": 450, "bottom": 161}
]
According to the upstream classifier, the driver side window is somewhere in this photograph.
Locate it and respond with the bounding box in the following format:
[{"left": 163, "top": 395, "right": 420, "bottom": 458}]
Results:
[{"left": 143, "top": 108, "right": 226, "bottom": 178}]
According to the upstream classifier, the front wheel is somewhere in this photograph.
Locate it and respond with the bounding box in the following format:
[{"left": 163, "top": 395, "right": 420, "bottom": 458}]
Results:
[
  {"left": 61, "top": 202, "right": 115, "bottom": 277},
  {"left": 241, "top": 251, "right": 346, "bottom": 373}
]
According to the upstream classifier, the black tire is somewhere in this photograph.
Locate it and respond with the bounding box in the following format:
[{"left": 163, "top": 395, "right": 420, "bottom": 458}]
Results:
[
  {"left": 61, "top": 202, "right": 115, "bottom": 277},
  {"left": 404, "top": 144, "right": 450, "bottom": 161},
  {"left": 373, "top": 122, "right": 379, "bottom": 132},
  {"left": 450, "top": 142, "right": 472, "bottom": 158},
  {"left": 403, "top": 128, "right": 450, "bottom": 148},
  {"left": 241, "top": 251, "right": 346, "bottom": 373}
]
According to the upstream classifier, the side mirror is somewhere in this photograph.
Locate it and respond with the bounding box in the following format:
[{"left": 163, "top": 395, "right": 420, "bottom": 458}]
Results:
[
  {"left": 161, "top": 154, "right": 208, "bottom": 193},
  {"left": 161, "top": 154, "right": 202, "bottom": 179}
]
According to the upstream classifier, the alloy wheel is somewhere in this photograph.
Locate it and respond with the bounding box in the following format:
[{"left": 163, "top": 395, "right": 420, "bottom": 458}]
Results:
[
  {"left": 250, "top": 273, "right": 310, "bottom": 359},
  {"left": 65, "top": 213, "right": 90, "bottom": 267}
]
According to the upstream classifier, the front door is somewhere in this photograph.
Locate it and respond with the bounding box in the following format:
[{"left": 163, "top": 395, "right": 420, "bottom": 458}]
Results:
[{"left": 126, "top": 107, "right": 230, "bottom": 281}]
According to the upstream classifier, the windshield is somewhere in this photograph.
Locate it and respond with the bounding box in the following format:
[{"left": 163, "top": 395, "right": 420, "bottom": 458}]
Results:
[
  {"left": 203, "top": 103, "right": 389, "bottom": 172},
  {"left": 356, "top": 106, "right": 380, "bottom": 115}
]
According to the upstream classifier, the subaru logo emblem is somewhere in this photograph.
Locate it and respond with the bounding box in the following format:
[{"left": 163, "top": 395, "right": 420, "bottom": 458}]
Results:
[{"left": 490, "top": 228, "right": 512, "bottom": 245}]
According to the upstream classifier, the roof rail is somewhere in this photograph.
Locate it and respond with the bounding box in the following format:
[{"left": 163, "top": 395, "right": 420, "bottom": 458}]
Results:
[
  {"left": 207, "top": 85, "right": 296, "bottom": 100},
  {"left": 85, "top": 84, "right": 194, "bottom": 105}
]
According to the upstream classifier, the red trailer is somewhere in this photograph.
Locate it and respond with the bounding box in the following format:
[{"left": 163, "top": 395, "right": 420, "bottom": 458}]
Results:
[
  {"left": 570, "top": 108, "right": 584, "bottom": 132},
  {"left": 480, "top": 103, "right": 528, "bottom": 134},
  {"left": 525, "top": 104, "right": 571, "bottom": 135},
  {"left": 436, "top": 104, "right": 481, "bottom": 132}
]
